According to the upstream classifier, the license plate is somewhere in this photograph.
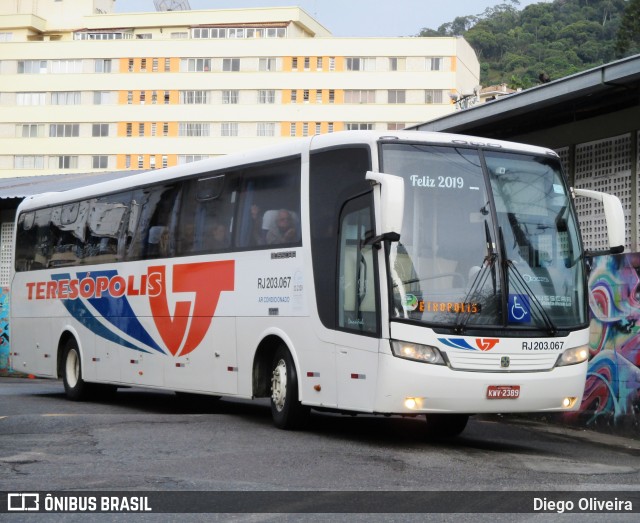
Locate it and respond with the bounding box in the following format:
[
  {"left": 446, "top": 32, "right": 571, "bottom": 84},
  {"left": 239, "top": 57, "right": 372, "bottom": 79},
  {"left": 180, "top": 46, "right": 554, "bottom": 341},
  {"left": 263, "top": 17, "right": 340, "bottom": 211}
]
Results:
[{"left": 486, "top": 385, "right": 520, "bottom": 399}]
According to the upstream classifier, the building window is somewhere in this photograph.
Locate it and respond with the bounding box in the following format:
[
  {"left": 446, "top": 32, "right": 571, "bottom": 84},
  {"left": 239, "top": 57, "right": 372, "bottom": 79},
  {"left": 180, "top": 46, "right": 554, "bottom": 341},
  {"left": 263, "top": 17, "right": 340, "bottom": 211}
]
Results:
[
  {"left": 387, "top": 123, "right": 406, "bottom": 130},
  {"left": 164, "top": 58, "right": 171, "bottom": 71},
  {"left": 92, "top": 123, "right": 109, "bottom": 137},
  {"left": 51, "top": 156, "right": 78, "bottom": 169},
  {"left": 128, "top": 59, "right": 134, "bottom": 72},
  {"left": 328, "top": 122, "right": 334, "bottom": 133},
  {"left": 181, "top": 90, "right": 209, "bottom": 104},
  {"left": 388, "top": 90, "right": 406, "bottom": 104},
  {"left": 179, "top": 123, "right": 210, "bottom": 137},
  {"left": 259, "top": 90, "right": 275, "bottom": 104},
  {"left": 125, "top": 155, "right": 131, "bottom": 168},
  {"left": 425, "top": 90, "right": 444, "bottom": 104},
  {"left": 290, "top": 90, "right": 297, "bottom": 103},
  {"left": 18, "top": 60, "right": 47, "bottom": 74},
  {"left": 222, "top": 58, "right": 240, "bottom": 72},
  {"left": 51, "top": 92, "right": 80, "bottom": 105},
  {"left": 346, "top": 123, "right": 373, "bottom": 130},
  {"left": 181, "top": 58, "right": 211, "bottom": 72},
  {"left": 222, "top": 90, "right": 239, "bottom": 104},
  {"left": 92, "top": 155, "right": 108, "bottom": 169},
  {"left": 221, "top": 123, "right": 238, "bottom": 137},
  {"left": 94, "top": 91, "right": 110, "bottom": 104},
  {"left": 0, "top": 32, "right": 13, "bottom": 42},
  {"left": 16, "top": 92, "right": 46, "bottom": 105},
  {"left": 171, "top": 32, "right": 188, "bottom": 39},
  {"left": 257, "top": 122, "right": 275, "bottom": 136},
  {"left": 150, "top": 156, "right": 156, "bottom": 169},
  {"left": 345, "top": 90, "right": 375, "bottom": 104},
  {"left": 94, "top": 59, "right": 112, "bottom": 73},
  {"left": 303, "top": 90, "right": 309, "bottom": 103},
  {"left": 346, "top": 57, "right": 375, "bottom": 71},
  {"left": 329, "top": 57, "right": 335, "bottom": 71},
  {"left": 151, "top": 123, "right": 157, "bottom": 136},
  {"left": 162, "top": 155, "right": 168, "bottom": 168},
  {"left": 141, "top": 58, "right": 147, "bottom": 72},
  {"left": 315, "top": 122, "right": 321, "bottom": 135},
  {"left": 426, "top": 57, "right": 443, "bottom": 71},
  {"left": 316, "top": 90, "right": 323, "bottom": 104},
  {"left": 140, "top": 91, "right": 146, "bottom": 104},
  {"left": 138, "top": 123, "right": 145, "bottom": 136},
  {"left": 290, "top": 123, "right": 296, "bottom": 137},
  {"left": 329, "top": 90, "right": 335, "bottom": 104},
  {"left": 152, "top": 58, "right": 158, "bottom": 72},
  {"left": 292, "top": 57, "right": 298, "bottom": 70},
  {"left": 259, "top": 58, "right": 277, "bottom": 71},
  {"left": 389, "top": 57, "right": 406, "bottom": 71},
  {"left": 178, "top": 155, "right": 208, "bottom": 164},
  {"left": 152, "top": 91, "right": 158, "bottom": 104},
  {"left": 49, "top": 124, "right": 79, "bottom": 137},
  {"left": 302, "top": 122, "right": 309, "bottom": 136},
  {"left": 126, "top": 123, "right": 132, "bottom": 137},
  {"left": 16, "top": 124, "right": 44, "bottom": 138},
  {"left": 15, "top": 156, "right": 44, "bottom": 169},
  {"left": 50, "top": 60, "right": 82, "bottom": 74},
  {"left": 138, "top": 155, "right": 144, "bottom": 169},
  {"left": 304, "top": 57, "right": 310, "bottom": 70},
  {"left": 317, "top": 57, "right": 323, "bottom": 70},
  {"left": 164, "top": 92, "right": 170, "bottom": 104},
  {"left": 163, "top": 122, "right": 169, "bottom": 136},
  {"left": 127, "top": 91, "right": 133, "bottom": 104}
]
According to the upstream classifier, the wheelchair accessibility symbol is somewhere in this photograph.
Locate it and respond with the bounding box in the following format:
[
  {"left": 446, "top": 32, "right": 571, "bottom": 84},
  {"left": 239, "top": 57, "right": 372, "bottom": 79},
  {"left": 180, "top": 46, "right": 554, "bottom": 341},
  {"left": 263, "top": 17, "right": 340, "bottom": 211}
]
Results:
[{"left": 508, "top": 294, "right": 531, "bottom": 323}]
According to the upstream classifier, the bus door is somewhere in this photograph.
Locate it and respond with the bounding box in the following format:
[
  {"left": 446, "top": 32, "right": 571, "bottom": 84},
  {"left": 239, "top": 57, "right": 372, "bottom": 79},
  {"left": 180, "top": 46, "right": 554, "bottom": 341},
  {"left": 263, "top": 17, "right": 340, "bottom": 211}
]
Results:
[{"left": 335, "top": 194, "right": 381, "bottom": 412}]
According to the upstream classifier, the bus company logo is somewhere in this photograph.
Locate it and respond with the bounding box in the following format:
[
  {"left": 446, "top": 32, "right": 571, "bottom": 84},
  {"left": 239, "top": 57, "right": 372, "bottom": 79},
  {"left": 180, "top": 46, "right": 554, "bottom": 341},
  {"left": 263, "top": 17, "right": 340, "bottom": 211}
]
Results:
[
  {"left": 27, "top": 261, "right": 234, "bottom": 357},
  {"left": 438, "top": 337, "right": 500, "bottom": 351}
]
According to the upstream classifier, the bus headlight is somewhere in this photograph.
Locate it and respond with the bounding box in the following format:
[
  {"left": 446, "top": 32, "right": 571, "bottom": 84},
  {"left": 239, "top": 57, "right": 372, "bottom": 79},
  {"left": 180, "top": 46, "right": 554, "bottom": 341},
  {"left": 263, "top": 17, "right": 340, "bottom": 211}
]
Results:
[
  {"left": 556, "top": 345, "right": 589, "bottom": 367},
  {"left": 390, "top": 340, "right": 445, "bottom": 365}
]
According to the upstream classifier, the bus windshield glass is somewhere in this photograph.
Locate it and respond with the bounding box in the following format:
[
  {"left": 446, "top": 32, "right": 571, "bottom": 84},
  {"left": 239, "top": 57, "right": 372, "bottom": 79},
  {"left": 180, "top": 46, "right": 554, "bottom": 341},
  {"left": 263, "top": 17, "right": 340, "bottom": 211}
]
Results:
[{"left": 381, "top": 142, "right": 586, "bottom": 332}]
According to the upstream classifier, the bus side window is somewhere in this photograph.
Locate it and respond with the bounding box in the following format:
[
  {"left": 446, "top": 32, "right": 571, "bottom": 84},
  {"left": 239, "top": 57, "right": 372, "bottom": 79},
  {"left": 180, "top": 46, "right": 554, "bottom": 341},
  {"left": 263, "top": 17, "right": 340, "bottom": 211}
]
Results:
[
  {"left": 130, "top": 184, "right": 181, "bottom": 260},
  {"left": 176, "top": 173, "right": 236, "bottom": 256}
]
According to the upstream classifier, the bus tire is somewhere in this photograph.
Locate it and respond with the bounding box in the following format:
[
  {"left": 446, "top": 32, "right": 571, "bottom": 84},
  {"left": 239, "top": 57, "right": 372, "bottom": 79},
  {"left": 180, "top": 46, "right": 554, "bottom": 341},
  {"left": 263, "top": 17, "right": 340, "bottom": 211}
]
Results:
[
  {"left": 425, "top": 414, "right": 469, "bottom": 439},
  {"left": 270, "top": 345, "right": 309, "bottom": 430},
  {"left": 61, "top": 338, "right": 92, "bottom": 401}
]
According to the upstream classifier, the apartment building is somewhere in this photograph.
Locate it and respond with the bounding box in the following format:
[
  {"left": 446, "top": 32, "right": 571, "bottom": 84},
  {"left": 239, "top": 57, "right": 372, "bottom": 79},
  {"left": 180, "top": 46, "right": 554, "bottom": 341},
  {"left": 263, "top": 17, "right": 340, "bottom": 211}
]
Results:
[{"left": 0, "top": 0, "right": 480, "bottom": 177}]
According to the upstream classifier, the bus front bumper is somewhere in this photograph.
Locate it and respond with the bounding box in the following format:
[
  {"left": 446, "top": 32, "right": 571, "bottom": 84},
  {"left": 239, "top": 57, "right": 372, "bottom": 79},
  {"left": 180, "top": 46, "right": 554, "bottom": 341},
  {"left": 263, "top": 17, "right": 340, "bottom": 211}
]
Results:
[{"left": 374, "top": 352, "right": 587, "bottom": 415}]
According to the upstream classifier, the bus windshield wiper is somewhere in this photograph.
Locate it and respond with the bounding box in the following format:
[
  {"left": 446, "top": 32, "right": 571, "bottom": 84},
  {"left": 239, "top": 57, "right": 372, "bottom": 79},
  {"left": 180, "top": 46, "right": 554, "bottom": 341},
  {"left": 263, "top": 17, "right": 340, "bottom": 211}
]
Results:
[
  {"left": 454, "top": 221, "right": 497, "bottom": 334},
  {"left": 498, "top": 227, "right": 558, "bottom": 336}
]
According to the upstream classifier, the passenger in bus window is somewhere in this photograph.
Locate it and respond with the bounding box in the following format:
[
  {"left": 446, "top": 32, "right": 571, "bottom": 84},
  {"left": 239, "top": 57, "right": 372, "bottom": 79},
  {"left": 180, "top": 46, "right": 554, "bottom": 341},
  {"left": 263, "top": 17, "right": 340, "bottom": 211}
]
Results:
[
  {"left": 211, "top": 222, "right": 230, "bottom": 250},
  {"left": 266, "top": 209, "right": 297, "bottom": 245},
  {"left": 249, "top": 204, "right": 264, "bottom": 246}
]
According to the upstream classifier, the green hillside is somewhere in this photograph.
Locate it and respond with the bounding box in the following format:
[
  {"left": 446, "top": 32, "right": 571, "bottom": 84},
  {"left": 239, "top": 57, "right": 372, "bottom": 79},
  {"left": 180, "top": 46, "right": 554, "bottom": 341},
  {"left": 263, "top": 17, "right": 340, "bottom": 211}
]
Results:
[{"left": 419, "top": 0, "right": 640, "bottom": 89}]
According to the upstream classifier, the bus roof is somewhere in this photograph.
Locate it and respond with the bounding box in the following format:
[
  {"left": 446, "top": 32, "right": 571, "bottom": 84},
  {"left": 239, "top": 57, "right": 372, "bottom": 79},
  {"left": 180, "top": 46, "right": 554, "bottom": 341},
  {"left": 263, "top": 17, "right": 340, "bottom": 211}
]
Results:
[{"left": 16, "top": 130, "right": 557, "bottom": 213}]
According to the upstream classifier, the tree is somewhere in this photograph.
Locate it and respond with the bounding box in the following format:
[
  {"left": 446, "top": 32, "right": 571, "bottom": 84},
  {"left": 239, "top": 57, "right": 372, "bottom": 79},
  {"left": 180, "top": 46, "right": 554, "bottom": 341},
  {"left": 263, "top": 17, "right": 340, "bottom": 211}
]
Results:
[{"left": 615, "top": 0, "right": 640, "bottom": 56}]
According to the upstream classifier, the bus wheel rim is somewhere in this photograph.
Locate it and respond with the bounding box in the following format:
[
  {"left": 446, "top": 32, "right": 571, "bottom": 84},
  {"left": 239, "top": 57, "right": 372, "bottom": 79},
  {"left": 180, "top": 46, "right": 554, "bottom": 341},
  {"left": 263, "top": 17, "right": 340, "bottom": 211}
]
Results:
[
  {"left": 66, "top": 349, "right": 79, "bottom": 388},
  {"left": 271, "top": 359, "right": 287, "bottom": 412}
]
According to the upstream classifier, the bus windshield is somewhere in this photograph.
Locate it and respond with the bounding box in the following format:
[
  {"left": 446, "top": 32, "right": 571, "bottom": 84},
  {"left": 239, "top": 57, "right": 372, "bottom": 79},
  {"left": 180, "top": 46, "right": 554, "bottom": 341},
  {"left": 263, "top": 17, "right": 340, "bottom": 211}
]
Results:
[{"left": 381, "top": 142, "right": 586, "bottom": 333}]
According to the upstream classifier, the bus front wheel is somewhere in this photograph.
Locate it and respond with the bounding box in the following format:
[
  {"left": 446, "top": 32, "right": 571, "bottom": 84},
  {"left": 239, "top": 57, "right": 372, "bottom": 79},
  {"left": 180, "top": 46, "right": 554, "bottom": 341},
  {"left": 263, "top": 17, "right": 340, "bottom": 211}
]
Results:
[
  {"left": 425, "top": 413, "right": 469, "bottom": 439},
  {"left": 62, "top": 338, "right": 91, "bottom": 401},
  {"left": 270, "top": 345, "right": 309, "bottom": 430}
]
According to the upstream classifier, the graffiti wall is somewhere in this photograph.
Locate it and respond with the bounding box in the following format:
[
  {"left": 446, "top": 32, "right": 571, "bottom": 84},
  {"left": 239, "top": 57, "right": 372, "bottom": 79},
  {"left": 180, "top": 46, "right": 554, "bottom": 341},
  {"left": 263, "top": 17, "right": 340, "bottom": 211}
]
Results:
[
  {"left": 565, "top": 254, "right": 640, "bottom": 433},
  {"left": 0, "top": 287, "right": 9, "bottom": 374}
]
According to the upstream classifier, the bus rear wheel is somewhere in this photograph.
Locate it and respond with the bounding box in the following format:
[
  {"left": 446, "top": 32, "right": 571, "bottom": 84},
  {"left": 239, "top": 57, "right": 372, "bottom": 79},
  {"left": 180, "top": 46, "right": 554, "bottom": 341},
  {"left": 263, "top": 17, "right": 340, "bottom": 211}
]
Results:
[
  {"left": 270, "top": 345, "right": 309, "bottom": 430},
  {"left": 425, "top": 414, "right": 469, "bottom": 439},
  {"left": 62, "top": 338, "right": 92, "bottom": 401}
]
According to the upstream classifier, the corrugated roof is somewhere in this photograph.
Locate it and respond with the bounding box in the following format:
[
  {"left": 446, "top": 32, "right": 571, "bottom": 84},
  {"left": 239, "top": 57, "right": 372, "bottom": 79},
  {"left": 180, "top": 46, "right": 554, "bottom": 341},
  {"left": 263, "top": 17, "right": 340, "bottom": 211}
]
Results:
[{"left": 0, "top": 170, "right": 144, "bottom": 200}]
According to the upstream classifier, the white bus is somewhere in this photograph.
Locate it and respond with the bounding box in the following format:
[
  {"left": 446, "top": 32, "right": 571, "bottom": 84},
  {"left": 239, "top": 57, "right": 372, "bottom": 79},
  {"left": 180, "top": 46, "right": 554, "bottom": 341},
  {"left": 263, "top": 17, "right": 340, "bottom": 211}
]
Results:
[{"left": 11, "top": 131, "right": 625, "bottom": 437}]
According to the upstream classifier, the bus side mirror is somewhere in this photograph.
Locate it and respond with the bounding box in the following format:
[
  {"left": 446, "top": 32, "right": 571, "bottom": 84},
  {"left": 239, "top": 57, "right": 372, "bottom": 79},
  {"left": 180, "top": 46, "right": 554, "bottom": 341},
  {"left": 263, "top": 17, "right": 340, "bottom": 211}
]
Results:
[
  {"left": 573, "top": 188, "right": 625, "bottom": 254},
  {"left": 366, "top": 171, "right": 404, "bottom": 243}
]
